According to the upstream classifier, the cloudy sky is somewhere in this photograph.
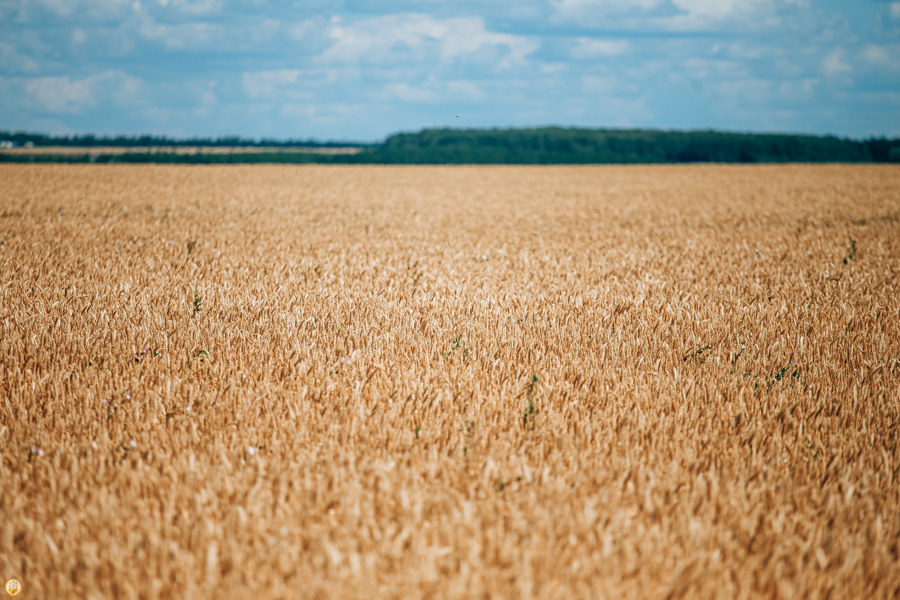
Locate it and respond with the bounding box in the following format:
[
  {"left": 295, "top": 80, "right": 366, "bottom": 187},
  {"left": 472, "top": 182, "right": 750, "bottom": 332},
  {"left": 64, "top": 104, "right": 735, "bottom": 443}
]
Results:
[{"left": 1, "top": 0, "right": 898, "bottom": 141}]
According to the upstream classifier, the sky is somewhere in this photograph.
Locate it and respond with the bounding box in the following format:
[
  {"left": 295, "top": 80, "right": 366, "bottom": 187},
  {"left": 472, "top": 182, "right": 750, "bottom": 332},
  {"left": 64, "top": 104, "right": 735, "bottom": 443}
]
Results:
[{"left": 1, "top": 0, "right": 899, "bottom": 141}]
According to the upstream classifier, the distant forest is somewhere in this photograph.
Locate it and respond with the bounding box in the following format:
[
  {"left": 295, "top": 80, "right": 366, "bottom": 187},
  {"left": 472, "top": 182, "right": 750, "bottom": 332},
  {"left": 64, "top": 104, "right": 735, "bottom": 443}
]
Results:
[
  {"left": 0, "top": 131, "right": 364, "bottom": 149},
  {"left": 2, "top": 127, "right": 899, "bottom": 164}
]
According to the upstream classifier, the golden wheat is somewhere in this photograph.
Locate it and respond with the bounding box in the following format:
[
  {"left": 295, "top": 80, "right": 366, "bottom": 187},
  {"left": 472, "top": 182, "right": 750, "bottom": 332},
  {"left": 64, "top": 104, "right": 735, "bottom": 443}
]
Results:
[{"left": 1, "top": 164, "right": 899, "bottom": 599}]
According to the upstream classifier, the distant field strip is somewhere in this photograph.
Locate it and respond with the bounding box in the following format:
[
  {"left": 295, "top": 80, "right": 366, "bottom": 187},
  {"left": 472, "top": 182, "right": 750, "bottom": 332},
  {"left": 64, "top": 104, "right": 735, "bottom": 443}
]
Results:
[{"left": 1, "top": 165, "right": 898, "bottom": 598}]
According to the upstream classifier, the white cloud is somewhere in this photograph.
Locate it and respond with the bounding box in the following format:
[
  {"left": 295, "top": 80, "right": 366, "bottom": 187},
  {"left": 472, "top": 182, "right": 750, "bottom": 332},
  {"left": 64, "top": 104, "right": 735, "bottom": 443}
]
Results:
[
  {"left": 279, "top": 103, "right": 317, "bottom": 120},
  {"left": 115, "top": 0, "right": 224, "bottom": 50},
  {"left": 863, "top": 45, "right": 889, "bottom": 65},
  {"left": 663, "top": 0, "right": 780, "bottom": 30},
  {"left": 198, "top": 81, "right": 216, "bottom": 106},
  {"left": 553, "top": 0, "right": 659, "bottom": 20},
  {"left": 242, "top": 69, "right": 302, "bottom": 100},
  {"left": 135, "top": 14, "right": 221, "bottom": 50},
  {"left": 552, "top": 0, "right": 779, "bottom": 31},
  {"left": 538, "top": 63, "right": 568, "bottom": 75},
  {"left": 156, "top": 0, "right": 221, "bottom": 15},
  {"left": 710, "top": 78, "right": 772, "bottom": 106},
  {"left": 823, "top": 48, "right": 851, "bottom": 77},
  {"left": 380, "top": 82, "right": 436, "bottom": 102},
  {"left": 287, "top": 18, "right": 319, "bottom": 40},
  {"left": 776, "top": 78, "right": 817, "bottom": 101},
  {"left": 679, "top": 56, "right": 746, "bottom": 82},
  {"left": 280, "top": 102, "right": 364, "bottom": 130},
  {"left": 581, "top": 75, "right": 622, "bottom": 94},
  {"left": 571, "top": 38, "right": 630, "bottom": 59},
  {"left": 863, "top": 44, "right": 900, "bottom": 71},
  {"left": 674, "top": 0, "right": 758, "bottom": 22},
  {"left": 378, "top": 79, "right": 487, "bottom": 103},
  {"left": 22, "top": 70, "right": 143, "bottom": 113},
  {"left": 249, "top": 18, "right": 283, "bottom": 44},
  {"left": 33, "top": 0, "right": 76, "bottom": 16},
  {"left": 0, "top": 40, "right": 44, "bottom": 74},
  {"left": 320, "top": 14, "right": 539, "bottom": 69},
  {"left": 25, "top": 0, "right": 132, "bottom": 19},
  {"left": 25, "top": 75, "right": 96, "bottom": 112},
  {"left": 446, "top": 80, "right": 484, "bottom": 100},
  {"left": 891, "top": 3, "right": 900, "bottom": 19},
  {"left": 561, "top": 91, "right": 654, "bottom": 125}
]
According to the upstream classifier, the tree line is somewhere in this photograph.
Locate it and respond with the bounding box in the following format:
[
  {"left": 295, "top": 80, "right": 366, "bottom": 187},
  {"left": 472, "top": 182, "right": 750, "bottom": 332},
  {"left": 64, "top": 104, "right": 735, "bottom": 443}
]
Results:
[
  {"left": 369, "top": 127, "right": 900, "bottom": 164},
  {"left": 2, "top": 127, "right": 898, "bottom": 164},
  {"left": 0, "top": 131, "right": 366, "bottom": 148}
]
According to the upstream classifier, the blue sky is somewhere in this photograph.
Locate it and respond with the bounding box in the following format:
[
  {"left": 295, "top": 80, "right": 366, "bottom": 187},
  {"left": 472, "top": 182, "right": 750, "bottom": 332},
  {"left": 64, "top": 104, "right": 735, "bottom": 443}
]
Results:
[{"left": 1, "top": 0, "right": 898, "bottom": 141}]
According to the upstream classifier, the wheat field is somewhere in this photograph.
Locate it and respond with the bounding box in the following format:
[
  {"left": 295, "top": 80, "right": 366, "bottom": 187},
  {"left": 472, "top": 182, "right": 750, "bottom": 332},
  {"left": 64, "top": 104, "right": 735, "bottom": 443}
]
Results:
[{"left": 1, "top": 164, "right": 899, "bottom": 599}]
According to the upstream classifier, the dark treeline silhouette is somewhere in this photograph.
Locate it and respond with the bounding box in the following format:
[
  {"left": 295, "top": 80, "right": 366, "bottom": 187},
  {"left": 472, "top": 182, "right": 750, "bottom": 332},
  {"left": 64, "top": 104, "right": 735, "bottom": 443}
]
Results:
[
  {"left": 369, "top": 127, "right": 900, "bottom": 164},
  {"left": 0, "top": 151, "right": 352, "bottom": 164},
  {"left": 2, "top": 127, "right": 898, "bottom": 163},
  {"left": 0, "top": 131, "right": 367, "bottom": 148}
]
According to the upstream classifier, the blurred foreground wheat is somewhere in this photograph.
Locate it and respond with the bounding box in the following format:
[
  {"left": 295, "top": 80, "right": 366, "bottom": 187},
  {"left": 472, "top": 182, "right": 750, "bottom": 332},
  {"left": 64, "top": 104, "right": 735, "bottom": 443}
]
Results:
[{"left": 1, "top": 165, "right": 899, "bottom": 599}]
